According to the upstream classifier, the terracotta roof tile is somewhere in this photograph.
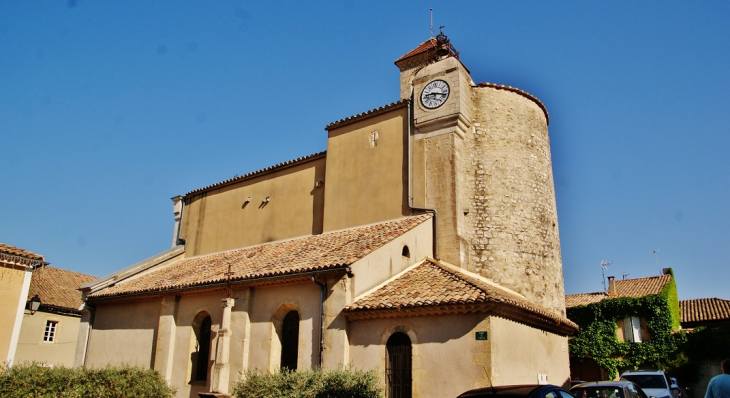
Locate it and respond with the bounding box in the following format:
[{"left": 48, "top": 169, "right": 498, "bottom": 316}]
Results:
[
  {"left": 89, "top": 215, "right": 432, "bottom": 299},
  {"left": 28, "top": 266, "right": 97, "bottom": 312},
  {"left": 565, "top": 274, "right": 672, "bottom": 308},
  {"left": 186, "top": 152, "right": 326, "bottom": 197},
  {"left": 680, "top": 298, "right": 730, "bottom": 326},
  {"left": 345, "top": 258, "right": 577, "bottom": 335},
  {"left": 0, "top": 243, "right": 44, "bottom": 261},
  {"left": 395, "top": 38, "right": 438, "bottom": 64},
  {"left": 565, "top": 292, "right": 608, "bottom": 308}
]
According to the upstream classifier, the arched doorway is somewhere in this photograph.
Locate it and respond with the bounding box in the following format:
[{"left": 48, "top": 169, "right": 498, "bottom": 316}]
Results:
[
  {"left": 386, "top": 332, "right": 412, "bottom": 398},
  {"left": 280, "top": 310, "right": 299, "bottom": 371},
  {"left": 190, "top": 313, "right": 212, "bottom": 382}
]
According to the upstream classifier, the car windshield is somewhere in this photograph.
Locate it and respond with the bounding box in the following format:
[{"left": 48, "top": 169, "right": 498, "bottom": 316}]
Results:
[
  {"left": 622, "top": 375, "right": 666, "bottom": 389},
  {"left": 572, "top": 387, "right": 625, "bottom": 398}
]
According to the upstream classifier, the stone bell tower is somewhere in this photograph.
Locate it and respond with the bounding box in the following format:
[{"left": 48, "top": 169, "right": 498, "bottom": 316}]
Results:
[{"left": 397, "top": 33, "right": 567, "bottom": 316}]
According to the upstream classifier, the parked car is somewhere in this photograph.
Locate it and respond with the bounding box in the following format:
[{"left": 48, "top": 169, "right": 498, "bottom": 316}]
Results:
[
  {"left": 620, "top": 369, "right": 679, "bottom": 398},
  {"left": 669, "top": 378, "right": 683, "bottom": 398},
  {"left": 457, "top": 384, "right": 574, "bottom": 398},
  {"left": 570, "top": 380, "right": 649, "bottom": 398}
]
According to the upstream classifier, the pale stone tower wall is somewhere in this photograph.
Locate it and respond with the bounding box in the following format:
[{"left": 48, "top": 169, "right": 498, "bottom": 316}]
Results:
[
  {"left": 463, "top": 85, "right": 565, "bottom": 316},
  {"left": 398, "top": 37, "right": 566, "bottom": 316}
]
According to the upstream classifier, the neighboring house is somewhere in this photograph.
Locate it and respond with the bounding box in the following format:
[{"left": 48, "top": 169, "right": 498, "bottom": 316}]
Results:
[
  {"left": 565, "top": 269, "right": 682, "bottom": 381},
  {"left": 76, "top": 33, "right": 578, "bottom": 398},
  {"left": 13, "top": 266, "right": 96, "bottom": 367},
  {"left": 679, "top": 298, "right": 730, "bottom": 329},
  {"left": 678, "top": 298, "right": 730, "bottom": 398},
  {"left": 0, "top": 243, "right": 47, "bottom": 366}
]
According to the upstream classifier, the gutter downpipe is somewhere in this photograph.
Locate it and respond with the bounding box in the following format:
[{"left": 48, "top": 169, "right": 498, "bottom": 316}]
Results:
[
  {"left": 407, "top": 97, "right": 439, "bottom": 260},
  {"left": 311, "top": 276, "right": 327, "bottom": 367}
]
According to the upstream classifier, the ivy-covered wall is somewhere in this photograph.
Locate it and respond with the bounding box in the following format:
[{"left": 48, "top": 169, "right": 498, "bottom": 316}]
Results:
[{"left": 567, "top": 269, "right": 687, "bottom": 380}]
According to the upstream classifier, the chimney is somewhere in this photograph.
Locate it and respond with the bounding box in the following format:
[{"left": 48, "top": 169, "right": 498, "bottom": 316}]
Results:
[
  {"left": 607, "top": 276, "right": 617, "bottom": 297},
  {"left": 171, "top": 195, "right": 184, "bottom": 247}
]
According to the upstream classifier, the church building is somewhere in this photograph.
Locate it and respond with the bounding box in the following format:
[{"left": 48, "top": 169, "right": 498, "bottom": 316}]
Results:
[{"left": 76, "top": 34, "right": 577, "bottom": 398}]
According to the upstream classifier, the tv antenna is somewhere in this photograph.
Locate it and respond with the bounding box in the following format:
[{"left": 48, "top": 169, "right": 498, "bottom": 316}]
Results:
[
  {"left": 601, "top": 260, "right": 613, "bottom": 290},
  {"left": 430, "top": 8, "right": 434, "bottom": 38},
  {"left": 652, "top": 249, "right": 662, "bottom": 274}
]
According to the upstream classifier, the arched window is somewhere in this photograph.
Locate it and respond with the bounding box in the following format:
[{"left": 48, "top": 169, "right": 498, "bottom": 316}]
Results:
[
  {"left": 402, "top": 245, "right": 410, "bottom": 259},
  {"left": 191, "top": 314, "right": 212, "bottom": 382},
  {"left": 386, "top": 332, "right": 412, "bottom": 398},
  {"left": 280, "top": 310, "right": 299, "bottom": 371}
]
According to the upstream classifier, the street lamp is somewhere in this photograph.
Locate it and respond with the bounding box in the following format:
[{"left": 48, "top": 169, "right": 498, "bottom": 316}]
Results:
[{"left": 29, "top": 295, "right": 41, "bottom": 315}]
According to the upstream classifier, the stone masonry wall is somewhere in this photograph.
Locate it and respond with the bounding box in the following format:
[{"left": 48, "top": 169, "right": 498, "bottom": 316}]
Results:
[{"left": 463, "top": 86, "right": 565, "bottom": 316}]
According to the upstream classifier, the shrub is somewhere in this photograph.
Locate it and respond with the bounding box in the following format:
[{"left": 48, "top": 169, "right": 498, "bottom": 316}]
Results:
[
  {"left": 0, "top": 362, "right": 175, "bottom": 398},
  {"left": 233, "top": 367, "right": 383, "bottom": 398}
]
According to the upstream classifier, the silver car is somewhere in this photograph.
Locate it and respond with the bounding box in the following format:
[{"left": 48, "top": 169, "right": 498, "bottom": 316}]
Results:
[
  {"left": 620, "top": 369, "right": 679, "bottom": 398},
  {"left": 571, "top": 380, "right": 649, "bottom": 398}
]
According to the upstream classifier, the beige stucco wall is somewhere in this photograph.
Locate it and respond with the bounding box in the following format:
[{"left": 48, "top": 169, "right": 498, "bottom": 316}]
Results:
[
  {"left": 489, "top": 316, "right": 570, "bottom": 388},
  {"left": 85, "top": 298, "right": 161, "bottom": 368},
  {"left": 181, "top": 156, "right": 326, "bottom": 257},
  {"left": 348, "top": 313, "right": 490, "bottom": 398},
  {"left": 349, "top": 313, "right": 570, "bottom": 398},
  {"left": 348, "top": 219, "right": 433, "bottom": 298},
  {"left": 323, "top": 107, "right": 410, "bottom": 232},
  {"left": 0, "top": 266, "right": 26, "bottom": 362},
  {"left": 15, "top": 311, "right": 81, "bottom": 367},
  {"left": 165, "top": 291, "right": 225, "bottom": 398},
  {"left": 145, "top": 284, "right": 321, "bottom": 398},
  {"left": 244, "top": 282, "right": 320, "bottom": 373}
]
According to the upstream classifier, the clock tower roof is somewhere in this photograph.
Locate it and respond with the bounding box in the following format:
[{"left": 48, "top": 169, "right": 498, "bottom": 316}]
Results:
[{"left": 394, "top": 32, "right": 467, "bottom": 73}]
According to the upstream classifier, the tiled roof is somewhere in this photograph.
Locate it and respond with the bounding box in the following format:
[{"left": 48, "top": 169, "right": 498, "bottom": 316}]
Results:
[
  {"left": 89, "top": 215, "right": 432, "bottom": 299},
  {"left": 345, "top": 258, "right": 578, "bottom": 335},
  {"left": 325, "top": 100, "right": 408, "bottom": 131},
  {"left": 28, "top": 266, "right": 97, "bottom": 312},
  {"left": 680, "top": 298, "right": 730, "bottom": 326},
  {"left": 395, "top": 38, "right": 438, "bottom": 64},
  {"left": 186, "top": 152, "right": 326, "bottom": 197},
  {"left": 565, "top": 292, "right": 608, "bottom": 308},
  {"left": 475, "top": 82, "right": 550, "bottom": 126},
  {"left": 565, "top": 273, "right": 672, "bottom": 308},
  {"left": 0, "top": 243, "right": 44, "bottom": 261}
]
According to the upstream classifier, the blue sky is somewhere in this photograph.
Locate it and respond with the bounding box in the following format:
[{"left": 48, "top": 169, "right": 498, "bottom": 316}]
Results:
[{"left": 1, "top": 1, "right": 728, "bottom": 301}]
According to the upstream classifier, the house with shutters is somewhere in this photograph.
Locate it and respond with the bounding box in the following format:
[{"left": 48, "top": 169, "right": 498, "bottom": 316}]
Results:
[
  {"left": 76, "top": 33, "right": 578, "bottom": 398},
  {"left": 565, "top": 268, "right": 681, "bottom": 382},
  {"left": 677, "top": 298, "right": 730, "bottom": 397}
]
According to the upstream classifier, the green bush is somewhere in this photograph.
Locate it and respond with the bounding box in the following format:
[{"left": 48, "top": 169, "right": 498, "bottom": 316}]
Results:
[
  {"left": 233, "top": 367, "right": 384, "bottom": 398},
  {"left": 0, "top": 362, "right": 175, "bottom": 398}
]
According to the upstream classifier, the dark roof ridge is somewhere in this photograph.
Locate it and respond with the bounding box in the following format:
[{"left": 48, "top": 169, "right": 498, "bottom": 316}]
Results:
[
  {"left": 186, "top": 151, "right": 326, "bottom": 197},
  {"left": 475, "top": 82, "right": 550, "bottom": 126},
  {"left": 325, "top": 100, "right": 409, "bottom": 131}
]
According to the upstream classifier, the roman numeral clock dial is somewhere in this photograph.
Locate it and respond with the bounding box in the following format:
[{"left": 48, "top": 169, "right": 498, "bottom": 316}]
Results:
[{"left": 420, "top": 79, "right": 450, "bottom": 109}]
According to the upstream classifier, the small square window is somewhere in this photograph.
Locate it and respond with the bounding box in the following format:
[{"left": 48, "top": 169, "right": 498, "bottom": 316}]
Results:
[{"left": 43, "top": 320, "right": 58, "bottom": 343}]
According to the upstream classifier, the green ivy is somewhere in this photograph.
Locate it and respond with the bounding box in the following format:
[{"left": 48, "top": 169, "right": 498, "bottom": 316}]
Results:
[
  {"left": 672, "top": 325, "right": 730, "bottom": 384},
  {"left": 567, "top": 270, "right": 687, "bottom": 380}
]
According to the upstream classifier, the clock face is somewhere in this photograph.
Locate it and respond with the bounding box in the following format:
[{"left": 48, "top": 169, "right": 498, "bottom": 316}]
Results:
[{"left": 420, "top": 79, "right": 450, "bottom": 109}]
